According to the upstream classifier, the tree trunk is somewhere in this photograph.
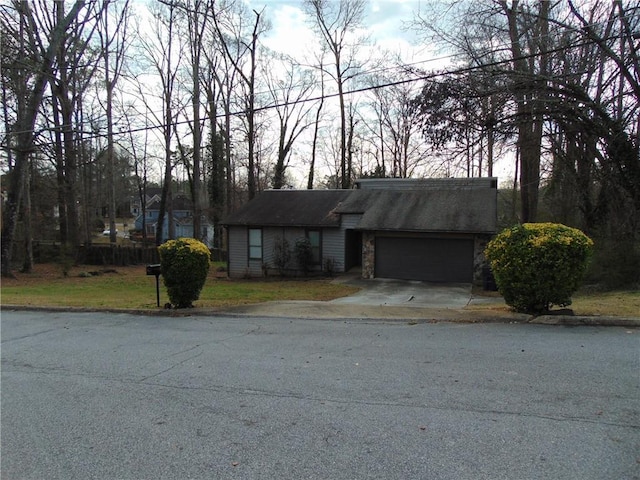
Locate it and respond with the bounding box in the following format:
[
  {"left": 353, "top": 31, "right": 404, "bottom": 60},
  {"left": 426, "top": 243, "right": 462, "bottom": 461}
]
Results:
[
  {"left": 21, "top": 159, "right": 33, "bottom": 273},
  {"left": 1, "top": 0, "right": 86, "bottom": 277}
]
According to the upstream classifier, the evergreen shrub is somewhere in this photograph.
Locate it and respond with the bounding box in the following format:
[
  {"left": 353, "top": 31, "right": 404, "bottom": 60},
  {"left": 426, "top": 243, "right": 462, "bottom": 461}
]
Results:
[
  {"left": 485, "top": 223, "right": 593, "bottom": 314},
  {"left": 158, "top": 237, "right": 211, "bottom": 308}
]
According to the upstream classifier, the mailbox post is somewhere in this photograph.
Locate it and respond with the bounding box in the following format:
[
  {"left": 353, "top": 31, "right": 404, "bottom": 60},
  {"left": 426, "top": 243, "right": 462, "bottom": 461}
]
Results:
[{"left": 146, "top": 264, "right": 162, "bottom": 307}]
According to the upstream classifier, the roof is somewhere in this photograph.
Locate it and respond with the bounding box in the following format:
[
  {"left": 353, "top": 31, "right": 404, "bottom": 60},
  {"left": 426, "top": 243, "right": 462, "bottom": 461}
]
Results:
[
  {"left": 223, "top": 190, "right": 353, "bottom": 227},
  {"left": 147, "top": 194, "right": 193, "bottom": 211},
  {"left": 335, "top": 188, "right": 496, "bottom": 233},
  {"left": 223, "top": 179, "right": 497, "bottom": 234},
  {"left": 355, "top": 177, "right": 497, "bottom": 191}
]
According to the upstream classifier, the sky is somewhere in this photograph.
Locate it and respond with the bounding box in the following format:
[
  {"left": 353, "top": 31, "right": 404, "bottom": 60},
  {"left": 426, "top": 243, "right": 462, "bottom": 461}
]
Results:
[
  {"left": 128, "top": 0, "right": 514, "bottom": 186},
  {"left": 247, "top": 0, "right": 515, "bottom": 184},
  {"left": 260, "top": 0, "right": 425, "bottom": 58},
  {"left": 257, "top": 0, "right": 447, "bottom": 69}
]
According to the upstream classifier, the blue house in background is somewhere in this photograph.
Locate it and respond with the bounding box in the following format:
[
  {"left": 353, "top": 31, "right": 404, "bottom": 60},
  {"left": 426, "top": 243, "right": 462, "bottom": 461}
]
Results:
[{"left": 134, "top": 193, "right": 214, "bottom": 247}]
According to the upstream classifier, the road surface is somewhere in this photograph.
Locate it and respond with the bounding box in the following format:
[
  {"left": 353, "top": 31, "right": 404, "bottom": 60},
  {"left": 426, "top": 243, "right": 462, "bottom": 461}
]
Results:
[{"left": 2, "top": 311, "right": 638, "bottom": 479}]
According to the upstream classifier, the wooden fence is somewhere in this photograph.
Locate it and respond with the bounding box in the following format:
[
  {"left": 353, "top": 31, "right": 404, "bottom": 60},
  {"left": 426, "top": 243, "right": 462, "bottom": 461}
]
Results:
[
  {"left": 29, "top": 242, "right": 159, "bottom": 266},
  {"left": 22, "top": 242, "right": 224, "bottom": 267}
]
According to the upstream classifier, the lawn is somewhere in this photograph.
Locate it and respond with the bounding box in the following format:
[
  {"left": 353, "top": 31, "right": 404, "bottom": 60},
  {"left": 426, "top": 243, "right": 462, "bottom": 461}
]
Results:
[
  {"left": 1, "top": 263, "right": 637, "bottom": 317},
  {"left": 469, "top": 288, "right": 639, "bottom": 317},
  {"left": 0, "top": 263, "right": 359, "bottom": 310}
]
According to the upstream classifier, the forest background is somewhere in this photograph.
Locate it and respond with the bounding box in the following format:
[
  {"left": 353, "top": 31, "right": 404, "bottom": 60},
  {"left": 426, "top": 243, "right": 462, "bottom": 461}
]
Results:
[{"left": 1, "top": 0, "right": 638, "bottom": 288}]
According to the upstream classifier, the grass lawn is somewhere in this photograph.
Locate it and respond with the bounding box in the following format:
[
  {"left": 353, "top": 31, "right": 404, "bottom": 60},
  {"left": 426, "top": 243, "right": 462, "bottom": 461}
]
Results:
[
  {"left": 1, "top": 263, "right": 637, "bottom": 317},
  {"left": 469, "top": 288, "right": 639, "bottom": 317},
  {"left": 0, "top": 263, "right": 359, "bottom": 310}
]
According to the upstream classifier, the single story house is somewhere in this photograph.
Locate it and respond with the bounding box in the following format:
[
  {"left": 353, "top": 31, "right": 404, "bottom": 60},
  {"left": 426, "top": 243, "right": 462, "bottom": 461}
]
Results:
[
  {"left": 222, "top": 177, "right": 498, "bottom": 285},
  {"left": 134, "top": 194, "right": 215, "bottom": 247}
]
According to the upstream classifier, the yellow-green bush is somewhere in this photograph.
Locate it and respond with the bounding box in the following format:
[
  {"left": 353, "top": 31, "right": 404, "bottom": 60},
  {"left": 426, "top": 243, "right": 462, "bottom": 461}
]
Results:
[
  {"left": 158, "top": 238, "right": 211, "bottom": 308},
  {"left": 485, "top": 223, "right": 593, "bottom": 314}
]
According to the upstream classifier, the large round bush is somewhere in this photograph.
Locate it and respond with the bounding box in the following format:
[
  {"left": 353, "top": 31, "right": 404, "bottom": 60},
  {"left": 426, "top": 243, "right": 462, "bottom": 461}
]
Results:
[
  {"left": 158, "top": 238, "right": 211, "bottom": 308},
  {"left": 485, "top": 223, "right": 593, "bottom": 314}
]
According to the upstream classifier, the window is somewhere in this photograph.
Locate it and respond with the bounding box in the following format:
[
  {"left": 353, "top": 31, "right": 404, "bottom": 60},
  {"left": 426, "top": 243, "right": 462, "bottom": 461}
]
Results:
[
  {"left": 307, "top": 230, "right": 321, "bottom": 264},
  {"left": 249, "top": 228, "right": 262, "bottom": 259}
]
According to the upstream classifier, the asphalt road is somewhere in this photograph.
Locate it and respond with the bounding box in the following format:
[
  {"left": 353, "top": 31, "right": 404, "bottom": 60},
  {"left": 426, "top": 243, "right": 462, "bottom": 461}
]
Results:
[{"left": 2, "top": 311, "right": 639, "bottom": 480}]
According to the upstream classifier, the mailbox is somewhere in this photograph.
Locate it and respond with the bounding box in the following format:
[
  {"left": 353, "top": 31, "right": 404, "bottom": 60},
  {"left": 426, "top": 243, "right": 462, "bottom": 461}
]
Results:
[
  {"left": 146, "top": 264, "right": 161, "bottom": 276},
  {"left": 146, "top": 264, "right": 162, "bottom": 306}
]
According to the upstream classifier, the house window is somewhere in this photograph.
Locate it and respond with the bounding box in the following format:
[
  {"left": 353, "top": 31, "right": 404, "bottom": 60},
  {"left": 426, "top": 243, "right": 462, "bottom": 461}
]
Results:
[
  {"left": 249, "top": 228, "right": 262, "bottom": 260},
  {"left": 307, "top": 230, "right": 321, "bottom": 264}
]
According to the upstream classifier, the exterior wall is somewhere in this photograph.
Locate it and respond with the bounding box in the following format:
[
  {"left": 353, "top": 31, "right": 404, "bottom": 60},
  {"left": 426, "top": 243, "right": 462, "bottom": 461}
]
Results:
[
  {"left": 362, "top": 231, "right": 376, "bottom": 279},
  {"left": 228, "top": 225, "right": 346, "bottom": 278},
  {"left": 229, "top": 225, "right": 265, "bottom": 278},
  {"left": 227, "top": 226, "right": 248, "bottom": 277},
  {"left": 263, "top": 227, "right": 307, "bottom": 275},
  {"left": 322, "top": 228, "right": 346, "bottom": 273},
  {"left": 341, "top": 214, "right": 362, "bottom": 229}
]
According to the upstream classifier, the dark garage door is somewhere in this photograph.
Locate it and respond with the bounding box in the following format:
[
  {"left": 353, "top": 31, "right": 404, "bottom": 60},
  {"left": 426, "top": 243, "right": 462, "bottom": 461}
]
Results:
[{"left": 375, "top": 237, "right": 474, "bottom": 283}]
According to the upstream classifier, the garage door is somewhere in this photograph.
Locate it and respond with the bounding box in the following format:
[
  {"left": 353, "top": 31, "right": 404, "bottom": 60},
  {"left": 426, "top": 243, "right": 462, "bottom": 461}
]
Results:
[{"left": 375, "top": 237, "right": 474, "bottom": 283}]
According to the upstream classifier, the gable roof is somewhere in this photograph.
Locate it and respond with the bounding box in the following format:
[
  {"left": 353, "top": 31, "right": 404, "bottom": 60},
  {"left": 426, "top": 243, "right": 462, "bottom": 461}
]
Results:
[
  {"left": 335, "top": 188, "right": 496, "bottom": 233},
  {"left": 147, "top": 194, "right": 193, "bottom": 211},
  {"left": 223, "top": 190, "right": 352, "bottom": 227},
  {"left": 223, "top": 178, "right": 497, "bottom": 234}
]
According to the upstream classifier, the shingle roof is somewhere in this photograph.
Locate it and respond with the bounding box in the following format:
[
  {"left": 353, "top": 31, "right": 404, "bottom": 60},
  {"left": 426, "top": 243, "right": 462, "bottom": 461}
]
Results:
[
  {"left": 335, "top": 188, "right": 496, "bottom": 233},
  {"left": 222, "top": 179, "right": 497, "bottom": 234},
  {"left": 147, "top": 194, "right": 193, "bottom": 211},
  {"left": 223, "top": 190, "right": 353, "bottom": 227}
]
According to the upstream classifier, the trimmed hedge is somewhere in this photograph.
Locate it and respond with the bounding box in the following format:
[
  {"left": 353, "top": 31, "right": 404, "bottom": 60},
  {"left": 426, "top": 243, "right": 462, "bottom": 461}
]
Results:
[
  {"left": 485, "top": 223, "right": 593, "bottom": 314},
  {"left": 158, "top": 238, "right": 211, "bottom": 308}
]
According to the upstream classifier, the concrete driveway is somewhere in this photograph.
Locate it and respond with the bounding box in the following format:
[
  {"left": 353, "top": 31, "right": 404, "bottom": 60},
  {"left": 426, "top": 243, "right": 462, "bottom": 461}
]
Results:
[
  {"left": 221, "top": 275, "right": 510, "bottom": 321},
  {"left": 330, "top": 276, "right": 500, "bottom": 309}
]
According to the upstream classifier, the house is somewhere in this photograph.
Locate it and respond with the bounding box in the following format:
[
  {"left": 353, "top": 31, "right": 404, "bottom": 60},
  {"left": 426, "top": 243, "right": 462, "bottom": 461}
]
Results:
[
  {"left": 134, "top": 193, "right": 215, "bottom": 247},
  {"left": 222, "top": 177, "right": 498, "bottom": 284},
  {"left": 129, "top": 188, "right": 162, "bottom": 218}
]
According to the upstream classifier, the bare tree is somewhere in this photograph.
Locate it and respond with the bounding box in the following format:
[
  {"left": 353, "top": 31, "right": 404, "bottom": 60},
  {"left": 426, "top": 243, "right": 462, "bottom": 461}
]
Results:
[
  {"left": 213, "top": 4, "right": 268, "bottom": 200},
  {"left": 364, "top": 72, "right": 427, "bottom": 178},
  {"left": 98, "top": 0, "right": 130, "bottom": 244},
  {"left": 307, "top": 58, "right": 326, "bottom": 189},
  {"left": 304, "top": 0, "right": 366, "bottom": 189},
  {"left": 174, "top": 0, "right": 214, "bottom": 240},
  {"left": 137, "top": 1, "right": 186, "bottom": 245},
  {"left": 1, "top": 0, "right": 87, "bottom": 277},
  {"left": 263, "top": 54, "right": 317, "bottom": 189}
]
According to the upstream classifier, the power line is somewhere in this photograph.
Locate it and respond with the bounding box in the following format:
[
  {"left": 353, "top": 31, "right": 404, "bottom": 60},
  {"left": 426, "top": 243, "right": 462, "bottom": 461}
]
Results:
[{"left": 1, "top": 29, "right": 634, "bottom": 145}]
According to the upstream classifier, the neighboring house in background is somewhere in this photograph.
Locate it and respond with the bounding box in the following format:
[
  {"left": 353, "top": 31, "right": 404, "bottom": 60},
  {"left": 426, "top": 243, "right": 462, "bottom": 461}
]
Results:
[
  {"left": 129, "top": 188, "right": 162, "bottom": 218},
  {"left": 222, "top": 177, "right": 498, "bottom": 285},
  {"left": 133, "top": 193, "right": 214, "bottom": 247}
]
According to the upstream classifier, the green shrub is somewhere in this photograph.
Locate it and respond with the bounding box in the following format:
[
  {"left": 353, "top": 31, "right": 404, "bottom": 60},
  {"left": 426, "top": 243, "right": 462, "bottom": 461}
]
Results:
[
  {"left": 485, "top": 223, "right": 593, "bottom": 314},
  {"left": 158, "top": 237, "right": 211, "bottom": 308}
]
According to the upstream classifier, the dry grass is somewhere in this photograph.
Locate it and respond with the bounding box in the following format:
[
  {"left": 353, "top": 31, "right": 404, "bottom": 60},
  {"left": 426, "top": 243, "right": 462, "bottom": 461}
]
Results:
[
  {"left": 0, "top": 263, "right": 359, "bottom": 310},
  {"left": 2, "top": 264, "right": 637, "bottom": 317},
  {"left": 469, "top": 288, "right": 639, "bottom": 317}
]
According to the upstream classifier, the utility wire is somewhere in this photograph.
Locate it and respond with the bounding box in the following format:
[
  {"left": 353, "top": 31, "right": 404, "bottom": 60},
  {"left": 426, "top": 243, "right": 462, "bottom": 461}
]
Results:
[{"left": 1, "top": 30, "right": 634, "bottom": 144}]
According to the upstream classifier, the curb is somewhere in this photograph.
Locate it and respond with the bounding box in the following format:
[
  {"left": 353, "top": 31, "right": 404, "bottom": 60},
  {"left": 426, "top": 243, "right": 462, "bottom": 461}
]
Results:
[{"left": 2, "top": 303, "right": 638, "bottom": 327}]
